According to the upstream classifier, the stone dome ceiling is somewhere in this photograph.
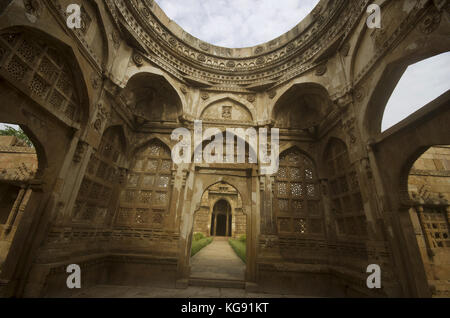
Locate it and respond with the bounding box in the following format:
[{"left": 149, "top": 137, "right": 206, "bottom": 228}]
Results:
[{"left": 107, "top": 0, "right": 366, "bottom": 90}]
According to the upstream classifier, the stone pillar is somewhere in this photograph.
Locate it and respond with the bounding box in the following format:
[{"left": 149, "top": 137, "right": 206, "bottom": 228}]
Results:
[
  {"left": 175, "top": 165, "right": 197, "bottom": 286},
  {"left": 226, "top": 212, "right": 230, "bottom": 237},
  {"left": 246, "top": 167, "right": 259, "bottom": 283},
  {"left": 3, "top": 186, "right": 26, "bottom": 234},
  {"left": 213, "top": 213, "right": 218, "bottom": 236},
  {"left": 166, "top": 165, "right": 183, "bottom": 231},
  {"left": 367, "top": 143, "right": 431, "bottom": 297},
  {"left": 0, "top": 180, "right": 49, "bottom": 297},
  {"left": 259, "top": 174, "right": 275, "bottom": 235},
  {"left": 54, "top": 136, "right": 92, "bottom": 226}
]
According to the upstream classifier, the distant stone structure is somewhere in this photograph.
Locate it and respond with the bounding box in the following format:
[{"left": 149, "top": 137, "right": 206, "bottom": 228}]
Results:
[
  {"left": 193, "top": 182, "right": 246, "bottom": 238},
  {"left": 0, "top": 0, "right": 448, "bottom": 297},
  {"left": 0, "top": 136, "right": 36, "bottom": 268},
  {"left": 407, "top": 146, "right": 450, "bottom": 297}
]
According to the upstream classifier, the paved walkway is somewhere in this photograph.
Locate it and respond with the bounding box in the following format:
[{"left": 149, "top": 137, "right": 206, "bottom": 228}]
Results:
[
  {"left": 190, "top": 237, "right": 245, "bottom": 281},
  {"left": 65, "top": 238, "right": 306, "bottom": 298}
]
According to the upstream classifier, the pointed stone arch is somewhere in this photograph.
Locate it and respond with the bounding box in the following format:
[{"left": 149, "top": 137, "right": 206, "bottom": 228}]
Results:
[
  {"left": 198, "top": 94, "right": 256, "bottom": 124},
  {"left": 0, "top": 26, "right": 92, "bottom": 128},
  {"left": 123, "top": 68, "right": 186, "bottom": 117},
  {"left": 271, "top": 82, "right": 332, "bottom": 129}
]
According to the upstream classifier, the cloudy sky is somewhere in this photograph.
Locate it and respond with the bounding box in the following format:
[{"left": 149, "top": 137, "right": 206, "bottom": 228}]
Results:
[
  {"left": 156, "top": 0, "right": 319, "bottom": 47},
  {"left": 154, "top": 0, "right": 450, "bottom": 132},
  {"left": 1, "top": 1, "right": 449, "bottom": 133}
]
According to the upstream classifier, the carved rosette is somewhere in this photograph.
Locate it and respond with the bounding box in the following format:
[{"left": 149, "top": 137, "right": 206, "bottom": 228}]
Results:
[
  {"left": 286, "top": 42, "right": 295, "bottom": 52},
  {"left": 168, "top": 37, "right": 177, "bottom": 46},
  {"left": 226, "top": 60, "right": 236, "bottom": 68},
  {"left": 133, "top": 52, "right": 144, "bottom": 67},
  {"left": 418, "top": 8, "right": 441, "bottom": 34},
  {"left": 201, "top": 92, "right": 209, "bottom": 100},
  {"left": 335, "top": 93, "right": 353, "bottom": 112},
  {"left": 342, "top": 117, "right": 357, "bottom": 144},
  {"left": 24, "top": 0, "right": 42, "bottom": 19},
  {"left": 199, "top": 42, "right": 210, "bottom": 52},
  {"left": 91, "top": 73, "right": 102, "bottom": 89},
  {"left": 247, "top": 94, "right": 256, "bottom": 103},
  {"left": 197, "top": 54, "right": 206, "bottom": 62},
  {"left": 315, "top": 63, "right": 327, "bottom": 76},
  {"left": 354, "top": 86, "right": 365, "bottom": 102},
  {"left": 268, "top": 90, "right": 276, "bottom": 99},
  {"left": 94, "top": 103, "right": 110, "bottom": 132},
  {"left": 254, "top": 46, "right": 264, "bottom": 54}
]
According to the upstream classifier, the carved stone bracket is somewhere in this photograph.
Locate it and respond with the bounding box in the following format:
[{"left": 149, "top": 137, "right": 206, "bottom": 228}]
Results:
[
  {"left": 91, "top": 73, "right": 103, "bottom": 90},
  {"left": 259, "top": 175, "right": 266, "bottom": 192},
  {"left": 360, "top": 157, "right": 373, "bottom": 180},
  {"left": 181, "top": 169, "right": 189, "bottom": 187},
  {"left": 418, "top": 6, "right": 442, "bottom": 34},
  {"left": 315, "top": 62, "right": 328, "bottom": 76},
  {"left": 334, "top": 93, "right": 353, "bottom": 113},
  {"left": 133, "top": 52, "right": 144, "bottom": 67},
  {"left": 73, "top": 140, "right": 88, "bottom": 163},
  {"left": 118, "top": 167, "right": 128, "bottom": 185},
  {"left": 342, "top": 117, "right": 357, "bottom": 144},
  {"left": 24, "top": 0, "right": 42, "bottom": 22},
  {"left": 94, "top": 102, "right": 111, "bottom": 132}
]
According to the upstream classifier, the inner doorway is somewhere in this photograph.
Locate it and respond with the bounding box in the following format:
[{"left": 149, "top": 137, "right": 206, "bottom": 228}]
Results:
[
  {"left": 210, "top": 199, "right": 232, "bottom": 237},
  {"left": 190, "top": 182, "right": 247, "bottom": 284}
]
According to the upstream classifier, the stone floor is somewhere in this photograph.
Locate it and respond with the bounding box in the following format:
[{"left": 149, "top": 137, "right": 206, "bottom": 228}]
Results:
[
  {"left": 69, "top": 284, "right": 302, "bottom": 298},
  {"left": 190, "top": 237, "right": 245, "bottom": 281},
  {"left": 66, "top": 238, "right": 304, "bottom": 298}
]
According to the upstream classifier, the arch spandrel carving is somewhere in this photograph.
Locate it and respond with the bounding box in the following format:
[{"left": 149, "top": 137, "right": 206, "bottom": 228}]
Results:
[
  {"left": 121, "top": 72, "right": 183, "bottom": 123},
  {"left": 272, "top": 83, "right": 333, "bottom": 130},
  {"left": 200, "top": 98, "right": 253, "bottom": 124}
]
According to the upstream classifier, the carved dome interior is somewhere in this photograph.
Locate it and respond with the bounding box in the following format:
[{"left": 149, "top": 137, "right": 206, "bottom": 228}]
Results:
[
  {"left": 113, "top": 0, "right": 352, "bottom": 89},
  {"left": 122, "top": 73, "right": 182, "bottom": 123},
  {"left": 273, "top": 83, "right": 332, "bottom": 130}
]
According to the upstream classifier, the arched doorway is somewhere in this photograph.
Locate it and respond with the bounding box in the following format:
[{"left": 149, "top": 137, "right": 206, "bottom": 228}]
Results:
[
  {"left": 189, "top": 181, "right": 249, "bottom": 284},
  {"left": 210, "top": 199, "right": 232, "bottom": 237},
  {"left": 406, "top": 145, "right": 450, "bottom": 296}
]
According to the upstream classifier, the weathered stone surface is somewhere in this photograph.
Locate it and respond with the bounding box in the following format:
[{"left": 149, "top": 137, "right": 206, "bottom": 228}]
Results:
[{"left": 0, "top": 0, "right": 448, "bottom": 298}]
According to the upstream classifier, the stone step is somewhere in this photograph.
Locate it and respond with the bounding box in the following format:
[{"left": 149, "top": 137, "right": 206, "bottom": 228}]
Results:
[{"left": 189, "top": 277, "right": 245, "bottom": 289}]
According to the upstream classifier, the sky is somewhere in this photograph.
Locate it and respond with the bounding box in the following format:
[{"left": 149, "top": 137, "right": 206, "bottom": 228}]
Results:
[
  {"left": 381, "top": 52, "right": 450, "bottom": 131},
  {"left": 154, "top": 0, "right": 450, "bottom": 132},
  {"left": 155, "top": 0, "right": 319, "bottom": 48},
  {"left": 1, "top": 1, "right": 449, "bottom": 133}
]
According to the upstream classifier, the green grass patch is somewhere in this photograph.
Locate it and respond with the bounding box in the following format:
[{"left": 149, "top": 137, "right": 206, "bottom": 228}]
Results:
[
  {"left": 191, "top": 236, "right": 213, "bottom": 257},
  {"left": 229, "top": 238, "right": 246, "bottom": 263},
  {"left": 193, "top": 232, "right": 206, "bottom": 241}
]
